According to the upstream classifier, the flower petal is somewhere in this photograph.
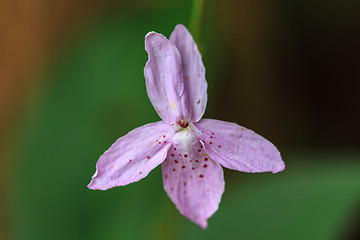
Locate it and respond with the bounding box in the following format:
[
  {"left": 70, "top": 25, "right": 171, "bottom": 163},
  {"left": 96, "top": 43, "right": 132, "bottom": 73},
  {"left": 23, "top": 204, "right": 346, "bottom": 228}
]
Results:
[
  {"left": 162, "top": 129, "right": 224, "bottom": 229},
  {"left": 144, "top": 31, "right": 184, "bottom": 124},
  {"left": 169, "top": 24, "right": 207, "bottom": 123},
  {"left": 88, "top": 121, "right": 173, "bottom": 190},
  {"left": 192, "top": 119, "right": 285, "bottom": 173}
]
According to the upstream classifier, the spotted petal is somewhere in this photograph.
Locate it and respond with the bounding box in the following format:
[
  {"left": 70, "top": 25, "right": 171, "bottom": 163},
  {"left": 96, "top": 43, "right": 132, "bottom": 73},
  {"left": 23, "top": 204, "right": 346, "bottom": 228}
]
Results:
[
  {"left": 144, "top": 32, "right": 184, "bottom": 124},
  {"left": 88, "top": 121, "right": 173, "bottom": 190},
  {"left": 170, "top": 24, "right": 207, "bottom": 123},
  {"left": 192, "top": 119, "right": 285, "bottom": 173},
  {"left": 162, "top": 129, "right": 224, "bottom": 229}
]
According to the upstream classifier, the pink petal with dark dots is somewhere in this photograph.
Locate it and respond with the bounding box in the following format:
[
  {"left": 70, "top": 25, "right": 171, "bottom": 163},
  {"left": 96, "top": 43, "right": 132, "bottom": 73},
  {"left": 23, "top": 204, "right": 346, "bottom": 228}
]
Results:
[
  {"left": 144, "top": 31, "right": 184, "bottom": 124},
  {"left": 162, "top": 130, "right": 224, "bottom": 229},
  {"left": 170, "top": 24, "right": 207, "bottom": 123},
  {"left": 88, "top": 121, "right": 173, "bottom": 190},
  {"left": 191, "top": 119, "right": 285, "bottom": 173}
]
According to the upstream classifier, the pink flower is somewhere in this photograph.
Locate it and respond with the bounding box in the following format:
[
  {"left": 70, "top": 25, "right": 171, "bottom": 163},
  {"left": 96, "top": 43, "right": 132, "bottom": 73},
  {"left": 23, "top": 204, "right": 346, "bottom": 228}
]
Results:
[{"left": 88, "top": 24, "right": 285, "bottom": 229}]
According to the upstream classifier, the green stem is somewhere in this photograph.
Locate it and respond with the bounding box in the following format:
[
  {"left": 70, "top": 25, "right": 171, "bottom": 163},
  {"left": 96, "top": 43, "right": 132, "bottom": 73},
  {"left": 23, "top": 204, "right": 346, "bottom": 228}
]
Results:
[{"left": 190, "top": 0, "right": 204, "bottom": 42}]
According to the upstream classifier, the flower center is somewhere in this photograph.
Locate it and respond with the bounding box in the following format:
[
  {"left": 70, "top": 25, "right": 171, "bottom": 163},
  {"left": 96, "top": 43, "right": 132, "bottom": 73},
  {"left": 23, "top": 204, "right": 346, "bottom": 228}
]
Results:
[
  {"left": 178, "top": 119, "right": 189, "bottom": 128},
  {"left": 172, "top": 128, "right": 197, "bottom": 147}
]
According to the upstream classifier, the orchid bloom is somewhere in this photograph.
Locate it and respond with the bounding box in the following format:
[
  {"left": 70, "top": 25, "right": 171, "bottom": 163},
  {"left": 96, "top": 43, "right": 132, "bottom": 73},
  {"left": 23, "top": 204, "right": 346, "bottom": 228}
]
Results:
[{"left": 88, "top": 24, "right": 285, "bottom": 229}]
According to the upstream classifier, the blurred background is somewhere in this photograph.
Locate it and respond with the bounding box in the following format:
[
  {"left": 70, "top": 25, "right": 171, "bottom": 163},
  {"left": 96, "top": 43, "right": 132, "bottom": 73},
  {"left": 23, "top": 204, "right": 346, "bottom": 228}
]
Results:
[{"left": 1, "top": 0, "right": 359, "bottom": 239}]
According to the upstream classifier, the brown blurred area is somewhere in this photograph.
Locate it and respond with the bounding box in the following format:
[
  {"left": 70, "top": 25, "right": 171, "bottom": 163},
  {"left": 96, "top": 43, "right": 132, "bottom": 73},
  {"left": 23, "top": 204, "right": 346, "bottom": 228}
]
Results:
[
  {"left": 0, "top": 1, "right": 104, "bottom": 239},
  {"left": 0, "top": 0, "right": 106, "bottom": 144},
  {"left": 214, "top": 0, "right": 360, "bottom": 148},
  {"left": 0, "top": 0, "right": 105, "bottom": 142}
]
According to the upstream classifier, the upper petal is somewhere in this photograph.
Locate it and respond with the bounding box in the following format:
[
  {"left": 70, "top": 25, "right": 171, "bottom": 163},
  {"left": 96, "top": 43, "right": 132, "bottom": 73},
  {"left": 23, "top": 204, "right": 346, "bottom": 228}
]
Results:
[
  {"left": 88, "top": 121, "right": 173, "bottom": 190},
  {"left": 170, "top": 24, "right": 207, "bottom": 123},
  {"left": 191, "top": 119, "right": 285, "bottom": 173},
  {"left": 144, "top": 31, "right": 184, "bottom": 124},
  {"left": 162, "top": 128, "right": 224, "bottom": 228}
]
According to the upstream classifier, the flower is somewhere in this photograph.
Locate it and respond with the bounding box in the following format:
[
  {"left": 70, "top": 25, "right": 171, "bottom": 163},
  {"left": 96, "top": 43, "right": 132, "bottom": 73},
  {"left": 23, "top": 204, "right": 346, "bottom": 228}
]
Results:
[{"left": 88, "top": 24, "right": 285, "bottom": 229}]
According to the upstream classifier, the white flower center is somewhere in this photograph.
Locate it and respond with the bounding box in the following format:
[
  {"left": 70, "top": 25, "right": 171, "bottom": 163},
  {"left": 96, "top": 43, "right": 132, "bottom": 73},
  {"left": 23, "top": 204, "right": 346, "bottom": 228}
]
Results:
[{"left": 172, "top": 127, "right": 197, "bottom": 148}]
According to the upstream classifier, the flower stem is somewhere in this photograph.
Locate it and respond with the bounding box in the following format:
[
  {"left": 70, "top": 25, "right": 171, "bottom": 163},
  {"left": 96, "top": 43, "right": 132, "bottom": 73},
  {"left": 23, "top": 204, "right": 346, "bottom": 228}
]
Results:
[{"left": 190, "top": 0, "right": 204, "bottom": 42}]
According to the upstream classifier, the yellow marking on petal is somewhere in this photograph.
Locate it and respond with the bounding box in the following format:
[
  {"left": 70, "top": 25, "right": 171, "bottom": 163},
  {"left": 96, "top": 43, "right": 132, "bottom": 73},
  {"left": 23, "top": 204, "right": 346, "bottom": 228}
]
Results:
[{"left": 170, "top": 101, "right": 175, "bottom": 110}]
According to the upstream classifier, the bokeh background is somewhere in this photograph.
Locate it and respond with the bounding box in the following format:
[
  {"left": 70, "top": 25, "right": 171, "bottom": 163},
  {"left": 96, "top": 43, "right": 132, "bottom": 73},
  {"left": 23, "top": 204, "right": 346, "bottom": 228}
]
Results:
[{"left": 1, "top": 0, "right": 359, "bottom": 239}]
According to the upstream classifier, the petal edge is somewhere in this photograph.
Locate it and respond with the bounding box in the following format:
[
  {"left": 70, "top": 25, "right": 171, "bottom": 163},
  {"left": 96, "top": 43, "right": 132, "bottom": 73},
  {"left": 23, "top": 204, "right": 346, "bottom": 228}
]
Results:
[
  {"left": 88, "top": 121, "right": 174, "bottom": 190},
  {"left": 144, "top": 31, "right": 184, "bottom": 124},
  {"left": 192, "top": 119, "right": 285, "bottom": 174},
  {"left": 162, "top": 129, "right": 224, "bottom": 228},
  {"left": 170, "top": 24, "right": 207, "bottom": 123}
]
